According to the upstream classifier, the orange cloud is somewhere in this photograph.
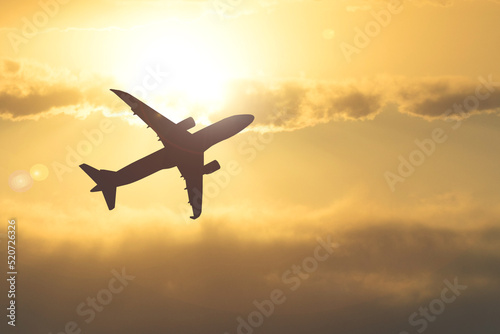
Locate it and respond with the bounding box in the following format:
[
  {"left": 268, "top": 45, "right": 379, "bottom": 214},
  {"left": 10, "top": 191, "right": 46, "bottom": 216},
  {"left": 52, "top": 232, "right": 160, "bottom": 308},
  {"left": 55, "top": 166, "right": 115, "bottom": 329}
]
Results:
[
  {"left": 2, "top": 59, "right": 499, "bottom": 132},
  {"left": 0, "top": 59, "right": 116, "bottom": 120}
]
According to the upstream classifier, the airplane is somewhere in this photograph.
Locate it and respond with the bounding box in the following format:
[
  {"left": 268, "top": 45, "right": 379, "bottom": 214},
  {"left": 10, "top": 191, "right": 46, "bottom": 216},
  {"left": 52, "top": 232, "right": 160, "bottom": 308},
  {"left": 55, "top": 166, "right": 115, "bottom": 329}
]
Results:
[{"left": 80, "top": 89, "right": 254, "bottom": 219}]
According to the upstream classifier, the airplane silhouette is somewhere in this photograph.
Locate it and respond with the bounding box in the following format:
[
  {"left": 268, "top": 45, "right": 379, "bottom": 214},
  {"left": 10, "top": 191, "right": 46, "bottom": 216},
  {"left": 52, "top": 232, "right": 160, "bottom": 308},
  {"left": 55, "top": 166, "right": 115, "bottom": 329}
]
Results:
[{"left": 80, "top": 89, "right": 254, "bottom": 219}]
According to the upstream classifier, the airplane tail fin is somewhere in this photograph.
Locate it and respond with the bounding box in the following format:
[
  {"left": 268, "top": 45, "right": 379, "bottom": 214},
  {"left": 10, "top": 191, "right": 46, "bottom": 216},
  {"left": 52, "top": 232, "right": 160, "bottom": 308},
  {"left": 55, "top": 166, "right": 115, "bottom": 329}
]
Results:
[{"left": 80, "top": 164, "right": 117, "bottom": 210}]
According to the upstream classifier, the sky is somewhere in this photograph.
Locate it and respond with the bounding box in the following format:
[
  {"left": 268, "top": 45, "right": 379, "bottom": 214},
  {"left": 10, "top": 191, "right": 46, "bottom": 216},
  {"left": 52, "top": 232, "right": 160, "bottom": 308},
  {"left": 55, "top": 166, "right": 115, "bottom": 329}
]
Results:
[{"left": 1, "top": 0, "right": 500, "bottom": 333}]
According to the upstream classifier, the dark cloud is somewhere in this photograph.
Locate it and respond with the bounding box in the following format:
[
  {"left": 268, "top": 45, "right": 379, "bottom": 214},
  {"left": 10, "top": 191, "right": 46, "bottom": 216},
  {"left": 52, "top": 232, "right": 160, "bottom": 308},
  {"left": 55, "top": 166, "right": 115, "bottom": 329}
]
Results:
[
  {"left": 213, "top": 76, "right": 500, "bottom": 131},
  {"left": 3, "top": 217, "right": 499, "bottom": 334},
  {"left": 331, "top": 89, "right": 382, "bottom": 118},
  {"left": 2, "top": 59, "right": 20, "bottom": 73},
  {"left": 394, "top": 76, "right": 500, "bottom": 119},
  {"left": 0, "top": 86, "right": 83, "bottom": 117},
  {"left": 342, "top": 0, "right": 500, "bottom": 10},
  {"left": 0, "top": 59, "right": 117, "bottom": 121},
  {"left": 213, "top": 79, "right": 386, "bottom": 131},
  {"left": 2, "top": 59, "right": 500, "bottom": 131}
]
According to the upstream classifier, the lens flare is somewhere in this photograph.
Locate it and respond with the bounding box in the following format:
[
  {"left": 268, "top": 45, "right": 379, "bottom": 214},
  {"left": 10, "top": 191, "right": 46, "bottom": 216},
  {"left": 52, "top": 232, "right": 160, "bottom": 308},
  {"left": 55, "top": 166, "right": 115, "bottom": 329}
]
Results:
[
  {"left": 30, "top": 164, "right": 49, "bottom": 181},
  {"left": 8, "top": 170, "right": 33, "bottom": 192}
]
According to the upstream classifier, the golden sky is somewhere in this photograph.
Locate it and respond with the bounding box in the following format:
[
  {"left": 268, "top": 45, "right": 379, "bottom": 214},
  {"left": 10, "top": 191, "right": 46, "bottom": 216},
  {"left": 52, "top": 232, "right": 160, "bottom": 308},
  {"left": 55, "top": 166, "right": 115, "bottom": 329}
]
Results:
[{"left": 1, "top": 0, "right": 500, "bottom": 333}]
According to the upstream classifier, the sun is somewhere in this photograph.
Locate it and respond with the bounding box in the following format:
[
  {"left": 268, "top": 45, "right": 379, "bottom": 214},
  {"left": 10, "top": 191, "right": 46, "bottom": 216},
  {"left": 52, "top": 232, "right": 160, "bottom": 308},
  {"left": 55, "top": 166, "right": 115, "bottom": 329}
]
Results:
[{"left": 111, "top": 26, "right": 235, "bottom": 121}]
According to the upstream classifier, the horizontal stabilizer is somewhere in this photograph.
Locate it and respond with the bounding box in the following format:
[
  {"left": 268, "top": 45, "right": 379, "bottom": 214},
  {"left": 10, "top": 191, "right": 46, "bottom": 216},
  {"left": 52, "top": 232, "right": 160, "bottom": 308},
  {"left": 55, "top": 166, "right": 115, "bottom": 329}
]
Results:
[
  {"left": 80, "top": 164, "right": 117, "bottom": 210},
  {"left": 80, "top": 163, "right": 100, "bottom": 183}
]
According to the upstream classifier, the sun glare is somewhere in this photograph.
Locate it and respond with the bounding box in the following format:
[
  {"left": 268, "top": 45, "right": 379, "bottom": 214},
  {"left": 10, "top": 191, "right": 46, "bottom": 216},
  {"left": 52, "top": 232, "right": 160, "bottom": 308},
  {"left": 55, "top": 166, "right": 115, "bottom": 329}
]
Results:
[{"left": 112, "top": 27, "right": 231, "bottom": 121}]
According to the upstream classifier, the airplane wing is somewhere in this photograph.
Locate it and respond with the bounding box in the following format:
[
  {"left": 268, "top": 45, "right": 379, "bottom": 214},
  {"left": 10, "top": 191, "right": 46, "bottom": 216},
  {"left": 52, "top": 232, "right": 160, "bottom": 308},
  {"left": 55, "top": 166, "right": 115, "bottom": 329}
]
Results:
[
  {"left": 110, "top": 89, "right": 180, "bottom": 145},
  {"left": 177, "top": 156, "right": 204, "bottom": 219}
]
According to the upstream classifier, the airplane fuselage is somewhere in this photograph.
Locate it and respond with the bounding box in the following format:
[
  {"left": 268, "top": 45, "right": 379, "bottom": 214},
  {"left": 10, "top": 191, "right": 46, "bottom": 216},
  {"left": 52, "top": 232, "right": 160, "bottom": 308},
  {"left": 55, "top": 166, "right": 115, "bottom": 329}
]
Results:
[{"left": 108, "top": 114, "right": 253, "bottom": 188}]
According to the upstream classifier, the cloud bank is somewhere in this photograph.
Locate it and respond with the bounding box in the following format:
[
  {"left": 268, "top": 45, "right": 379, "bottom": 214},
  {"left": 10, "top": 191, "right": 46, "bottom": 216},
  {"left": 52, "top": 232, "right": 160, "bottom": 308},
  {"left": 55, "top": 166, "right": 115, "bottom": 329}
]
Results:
[
  {"left": 1, "top": 59, "right": 499, "bottom": 131},
  {"left": 2, "top": 193, "right": 499, "bottom": 334},
  {"left": 0, "top": 59, "right": 116, "bottom": 121}
]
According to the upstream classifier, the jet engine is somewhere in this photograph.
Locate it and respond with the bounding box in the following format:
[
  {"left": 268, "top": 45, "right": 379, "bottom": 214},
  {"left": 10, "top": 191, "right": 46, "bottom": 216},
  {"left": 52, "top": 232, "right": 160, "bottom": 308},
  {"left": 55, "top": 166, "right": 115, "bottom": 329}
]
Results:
[
  {"left": 177, "top": 117, "right": 196, "bottom": 131},
  {"left": 203, "top": 160, "right": 220, "bottom": 175}
]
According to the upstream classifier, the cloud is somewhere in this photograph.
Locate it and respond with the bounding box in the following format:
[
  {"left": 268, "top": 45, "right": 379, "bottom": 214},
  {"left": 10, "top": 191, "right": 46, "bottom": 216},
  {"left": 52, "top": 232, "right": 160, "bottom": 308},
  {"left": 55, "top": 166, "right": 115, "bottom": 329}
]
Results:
[
  {"left": 341, "top": 0, "right": 500, "bottom": 10},
  {"left": 213, "top": 78, "right": 387, "bottom": 131},
  {"left": 0, "top": 85, "right": 83, "bottom": 118},
  {"left": 213, "top": 75, "right": 500, "bottom": 131},
  {"left": 2, "top": 59, "right": 500, "bottom": 131},
  {"left": 0, "top": 59, "right": 117, "bottom": 121},
  {"left": 4, "top": 194, "right": 500, "bottom": 333},
  {"left": 393, "top": 75, "right": 500, "bottom": 119},
  {"left": 1, "top": 176, "right": 499, "bottom": 333},
  {"left": 3, "top": 59, "right": 20, "bottom": 73}
]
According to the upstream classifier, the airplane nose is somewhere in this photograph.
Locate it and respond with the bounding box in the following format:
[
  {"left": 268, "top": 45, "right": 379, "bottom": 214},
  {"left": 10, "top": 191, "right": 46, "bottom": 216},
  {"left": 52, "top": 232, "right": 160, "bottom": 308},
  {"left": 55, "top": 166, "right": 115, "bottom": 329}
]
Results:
[{"left": 243, "top": 114, "right": 255, "bottom": 125}]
